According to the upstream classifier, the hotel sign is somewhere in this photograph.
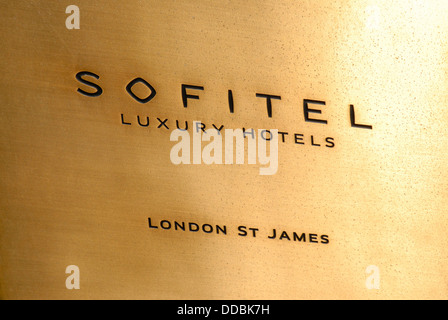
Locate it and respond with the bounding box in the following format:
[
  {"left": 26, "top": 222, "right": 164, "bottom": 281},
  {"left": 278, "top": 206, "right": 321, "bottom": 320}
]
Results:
[{"left": 1, "top": 1, "right": 447, "bottom": 299}]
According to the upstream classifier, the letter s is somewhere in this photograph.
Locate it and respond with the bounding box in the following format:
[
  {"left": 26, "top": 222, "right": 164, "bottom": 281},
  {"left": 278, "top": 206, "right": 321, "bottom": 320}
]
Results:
[{"left": 76, "top": 71, "right": 103, "bottom": 97}]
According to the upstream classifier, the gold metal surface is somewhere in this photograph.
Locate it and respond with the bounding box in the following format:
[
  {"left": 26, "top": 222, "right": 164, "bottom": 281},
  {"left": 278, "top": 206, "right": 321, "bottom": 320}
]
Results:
[{"left": 1, "top": 0, "right": 448, "bottom": 299}]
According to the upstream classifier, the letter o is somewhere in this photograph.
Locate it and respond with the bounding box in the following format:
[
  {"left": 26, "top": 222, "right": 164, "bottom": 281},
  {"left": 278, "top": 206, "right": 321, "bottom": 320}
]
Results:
[
  {"left": 126, "top": 77, "right": 156, "bottom": 103},
  {"left": 202, "top": 224, "right": 213, "bottom": 233},
  {"left": 260, "top": 129, "right": 272, "bottom": 141},
  {"left": 160, "top": 220, "right": 171, "bottom": 230}
]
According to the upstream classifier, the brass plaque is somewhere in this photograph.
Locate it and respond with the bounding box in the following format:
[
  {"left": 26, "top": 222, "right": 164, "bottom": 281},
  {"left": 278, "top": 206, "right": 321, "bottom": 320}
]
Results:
[{"left": 1, "top": 1, "right": 447, "bottom": 300}]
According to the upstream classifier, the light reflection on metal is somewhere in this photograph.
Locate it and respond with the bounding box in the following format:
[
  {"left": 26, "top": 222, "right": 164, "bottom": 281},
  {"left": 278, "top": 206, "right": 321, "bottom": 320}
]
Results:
[{"left": 0, "top": 1, "right": 447, "bottom": 299}]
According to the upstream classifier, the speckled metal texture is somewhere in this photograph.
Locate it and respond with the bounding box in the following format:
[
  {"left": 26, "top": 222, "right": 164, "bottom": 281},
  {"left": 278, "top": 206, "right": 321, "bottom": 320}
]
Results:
[{"left": 1, "top": 1, "right": 447, "bottom": 299}]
